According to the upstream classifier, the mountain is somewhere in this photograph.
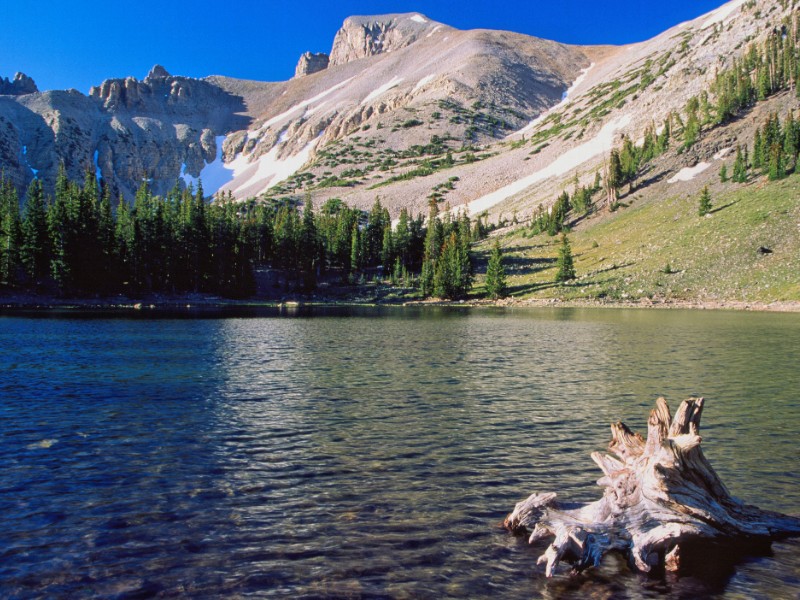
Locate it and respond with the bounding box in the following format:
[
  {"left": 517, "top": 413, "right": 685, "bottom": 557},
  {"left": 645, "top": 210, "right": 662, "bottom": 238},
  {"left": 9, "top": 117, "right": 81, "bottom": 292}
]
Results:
[
  {"left": 0, "top": 0, "right": 797, "bottom": 226},
  {"left": 0, "top": 11, "right": 588, "bottom": 202}
]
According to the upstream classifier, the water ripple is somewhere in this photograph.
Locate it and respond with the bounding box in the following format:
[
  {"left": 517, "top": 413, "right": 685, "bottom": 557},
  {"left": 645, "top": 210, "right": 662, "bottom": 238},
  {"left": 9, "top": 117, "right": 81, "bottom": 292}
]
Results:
[{"left": 0, "top": 308, "right": 799, "bottom": 598}]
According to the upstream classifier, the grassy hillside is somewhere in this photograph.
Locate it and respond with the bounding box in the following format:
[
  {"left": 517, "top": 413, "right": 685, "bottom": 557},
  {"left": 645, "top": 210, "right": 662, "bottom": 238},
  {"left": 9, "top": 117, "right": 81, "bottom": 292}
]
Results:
[{"left": 474, "top": 173, "right": 800, "bottom": 304}]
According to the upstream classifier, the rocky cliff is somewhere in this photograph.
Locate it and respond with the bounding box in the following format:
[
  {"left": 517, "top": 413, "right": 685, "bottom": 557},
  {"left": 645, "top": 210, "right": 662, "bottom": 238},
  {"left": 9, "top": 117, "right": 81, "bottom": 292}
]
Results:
[
  {"left": 0, "top": 72, "right": 38, "bottom": 96},
  {"left": 328, "top": 14, "right": 443, "bottom": 66},
  {"left": 295, "top": 53, "right": 330, "bottom": 77},
  {"left": 0, "top": 65, "right": 250, "bottom": 199}
]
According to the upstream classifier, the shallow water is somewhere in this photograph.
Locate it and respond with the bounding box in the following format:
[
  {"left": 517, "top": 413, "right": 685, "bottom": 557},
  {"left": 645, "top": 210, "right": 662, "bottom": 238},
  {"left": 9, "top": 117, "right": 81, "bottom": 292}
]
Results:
[{"left": 1, "top": 306, "right": 798, "bottom": 598}]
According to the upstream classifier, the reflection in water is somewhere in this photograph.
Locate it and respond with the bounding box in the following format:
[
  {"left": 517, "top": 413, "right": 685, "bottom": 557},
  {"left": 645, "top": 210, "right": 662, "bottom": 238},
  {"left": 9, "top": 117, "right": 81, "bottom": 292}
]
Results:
[{"left": 0, "top": 307, "right": 798, "bottom": 598}]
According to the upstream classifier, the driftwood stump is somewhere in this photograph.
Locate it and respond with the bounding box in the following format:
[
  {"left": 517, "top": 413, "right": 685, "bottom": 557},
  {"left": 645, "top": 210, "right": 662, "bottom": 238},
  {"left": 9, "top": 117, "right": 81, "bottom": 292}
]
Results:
[{"left": 504, "top": 397, "right": 800, "bottom": 577}]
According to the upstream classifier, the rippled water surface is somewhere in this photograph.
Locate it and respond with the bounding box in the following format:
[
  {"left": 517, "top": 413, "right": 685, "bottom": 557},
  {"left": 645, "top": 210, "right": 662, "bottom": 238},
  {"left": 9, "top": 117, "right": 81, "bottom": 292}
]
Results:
[{"left": 1, "top": 306, "right": 799, "bottom": 598}]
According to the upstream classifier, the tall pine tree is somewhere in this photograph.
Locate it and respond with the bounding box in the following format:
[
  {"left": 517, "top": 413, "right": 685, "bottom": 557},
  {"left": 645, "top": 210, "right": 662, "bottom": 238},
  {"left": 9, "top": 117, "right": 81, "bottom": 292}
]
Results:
[{"left": 485, "top": 240, "right": 508, "bottom": 299}]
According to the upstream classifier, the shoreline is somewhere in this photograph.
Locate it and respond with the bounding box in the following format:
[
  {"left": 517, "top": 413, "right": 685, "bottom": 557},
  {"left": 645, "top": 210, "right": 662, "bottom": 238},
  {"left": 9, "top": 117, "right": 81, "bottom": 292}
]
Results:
[{"left": 1, "top": 292, "right": 799, "bottom": 314}]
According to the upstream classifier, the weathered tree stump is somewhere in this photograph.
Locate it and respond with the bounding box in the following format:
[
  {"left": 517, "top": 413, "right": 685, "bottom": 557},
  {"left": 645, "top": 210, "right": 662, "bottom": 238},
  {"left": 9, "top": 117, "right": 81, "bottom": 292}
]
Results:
[{"left": 504, "top": 397, "right": 800, "bottom": 577}]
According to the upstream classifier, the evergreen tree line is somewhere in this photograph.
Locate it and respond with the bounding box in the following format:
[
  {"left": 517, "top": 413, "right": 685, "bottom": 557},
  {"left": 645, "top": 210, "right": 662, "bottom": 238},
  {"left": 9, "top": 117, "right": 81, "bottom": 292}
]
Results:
[
  {"left": 0, "top": 169, "right": 485, "bottom": 299},
  {"left": 727, "top": 108, "right": 800, "bottom": 183},
  {"left": 674, "top": 16, "right": 800, "bottom": 153},
  {"left": 535, "top": 19, "right": 800, "bottom": 233},
  {"left": 419, "top": 200, "right": 475, "bottom": 299},
  {"left": 713, "top": 17, "right": 800, "bottom": 124},
  {"left": 600, "top": 15, "right": 800, "bottom": 208},
  {"left": 529, "top": 171, "right": 605, "bottom": 236}
]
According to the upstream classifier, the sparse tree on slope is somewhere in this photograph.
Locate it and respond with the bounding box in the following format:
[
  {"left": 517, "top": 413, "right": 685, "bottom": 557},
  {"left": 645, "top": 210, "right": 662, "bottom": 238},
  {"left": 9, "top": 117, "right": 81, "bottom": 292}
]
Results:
[
  {"left": 485, "top": 240, "right": 508, "bottom": 299},
  {"left": 555, "top": 233, "right": 576, "bottom": 282},
  {"left": 698, "top": 186, "right": 712, "bottom": 217}
]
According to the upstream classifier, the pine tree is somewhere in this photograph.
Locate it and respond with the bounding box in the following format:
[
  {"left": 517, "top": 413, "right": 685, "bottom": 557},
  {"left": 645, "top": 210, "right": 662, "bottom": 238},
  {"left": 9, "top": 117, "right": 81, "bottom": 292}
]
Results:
[
  {"left": 433, "top": 231, "right": 471, "bottom": 299},
  {"left": 683, "top": 96, "right": 701, "bottom": 148},
  {"left": 732, "top": 145, "right": 748, "bottom": 183},
  {"left": 381, "top": 223, "right": 394, "bottom": 269},
  {"left": 656, "top": 116, "right": 671, "bottom": 154},
  {"left": 365, "top": 197, "right": 387, "bottom": 267},
  {"left": 698, "top": 186, "right": 712, "bottom": 217},
  {"left": 768, "top": 144, "right": 786, "bottom": 181},
  {"left": 592, "top": 170, "right": 603, "bottom": 194},
  {"left": 47, "top": 166, "right": 76, "bottom": 291},
  {"left": 393, "top": 208, "right": 411, "bottom": 269},
  {"left": 606, "top": 150, "right": 622, "bottom": 208},
  {"left": 299, "top": 197, "right": 318, "bottom": 290},
  {"left": 753, "top": 128, "right": 765, "bottom": 171},
  {"left": 719, "top": 163, "right": 728, "bottom": 183},
  {"left": 21, "top": 178, "right": 50, "bottom": 285},
  {"left": 484, "top": 240, "right": 508, "bottom": 299},
  {"left": 349, "top": 222, "right": 361, "bottom": 277},
  {"left": 784, "top": 109, "right": 799, "bottom": 171},
  {"left": 0, "top": 176, "right": 22, "bottom": 286},
  {"left": 619, "top": 136, "right": 640, "bottom": 192},
  {"left": 421, "top": 199, "right": 442, "bottom": 296},
  {"left": 555, "top": 233, "right": 576, "bottom": 282}
]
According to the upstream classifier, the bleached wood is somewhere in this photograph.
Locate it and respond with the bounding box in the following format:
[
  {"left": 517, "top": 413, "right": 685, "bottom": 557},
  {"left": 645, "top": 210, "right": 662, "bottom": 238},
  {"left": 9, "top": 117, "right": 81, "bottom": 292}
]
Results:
[{"left": 504, "top": 398, "right": 800, "bottom": 577}]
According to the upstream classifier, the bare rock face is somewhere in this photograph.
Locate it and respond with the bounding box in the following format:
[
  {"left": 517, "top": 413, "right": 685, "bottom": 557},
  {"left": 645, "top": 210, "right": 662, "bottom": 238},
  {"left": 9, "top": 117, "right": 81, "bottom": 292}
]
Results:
[
  {"left": 0, "top": 66, "right": 251, "bottom": 200},
  {"left": 0, "top": 72, "right": 38, "bottom": 95},
  {"left": 295, "top": 52, "right": 329, "bottom": 77},
  {"left": 329, "top": 13, "right": 437, "bottom": 66},
  {"left": 145, "top": 64, "right": 171, "bottom": 81}
]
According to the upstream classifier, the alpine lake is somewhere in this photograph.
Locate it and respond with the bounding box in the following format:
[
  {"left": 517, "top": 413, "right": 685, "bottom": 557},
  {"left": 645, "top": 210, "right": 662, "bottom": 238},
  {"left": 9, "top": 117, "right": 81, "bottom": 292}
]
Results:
[{"left": 1, "top": 305, "right": 799, "bottom": 598}]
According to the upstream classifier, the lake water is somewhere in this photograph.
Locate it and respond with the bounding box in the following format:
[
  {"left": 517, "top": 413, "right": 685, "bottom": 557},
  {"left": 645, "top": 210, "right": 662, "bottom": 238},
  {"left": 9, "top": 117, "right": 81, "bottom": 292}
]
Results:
[{"left": 1, "top": 306, "right": 799, "bottom": 598}]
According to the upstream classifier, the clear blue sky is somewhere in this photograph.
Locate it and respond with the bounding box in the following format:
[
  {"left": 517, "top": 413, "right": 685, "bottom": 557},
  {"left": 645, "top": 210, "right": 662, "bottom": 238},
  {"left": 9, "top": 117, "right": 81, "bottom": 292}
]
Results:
[{"left": 1, "top": 0, "right": 727, "bottom": 93}]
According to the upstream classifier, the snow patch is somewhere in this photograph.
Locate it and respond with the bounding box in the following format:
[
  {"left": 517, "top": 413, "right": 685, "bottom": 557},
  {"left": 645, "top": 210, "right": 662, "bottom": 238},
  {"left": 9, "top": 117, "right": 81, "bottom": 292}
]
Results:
[
  {"left": 278, "top": 129, "right": 290, "bottom": 143},
  {"left": 426, "top": 25, "right": 442, "bottom": 38},
  {"left": 22, "top": 145, "right": 38, "bottom": 177},
  {"left": 180, "top": 162, "right": 198, "bottom": 189},
  {"left": 362, "top": 76, "right": 404, "bottom": 105},
  {"left": 93, "top": 150, "right": 101, "bottom": 181},
  {"left": 511, "top": 63, "right": 594, "bottom": 138},
  {"left": 195, "top": 135, "right": 235, "bottom": 193},
  {"left": 410, "top": 14, "right": 427, "bottom": 23},
  {"left": 464, "top": 114, "right": 632, "bottom": 216},
  {"left": 307, "top": 100, "right": 328, "bottom": 116},
  {"left": 668, "top": 162, "right": 710, "bottom": 183},
  {"left": 701, "top": 0, "right": 746, "bottom": 30},
  {"left": 257, "top": 75, "right": 357, "bottom": 133},
  {"left": 221, "top": 134, "right": 322, "bottom": 198},
  {"left": 413, "top": 74, "right": 436, "bottom": 93},
  {"left": 713, "top": 147, "right": 732, "bottom": 160}
]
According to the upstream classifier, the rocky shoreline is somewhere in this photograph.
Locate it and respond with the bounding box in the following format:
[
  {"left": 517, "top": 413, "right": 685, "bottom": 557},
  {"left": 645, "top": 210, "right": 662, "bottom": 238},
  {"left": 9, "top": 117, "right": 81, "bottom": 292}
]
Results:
[{"left": 2, "top": 291, "right": 798, "bottom": 313}]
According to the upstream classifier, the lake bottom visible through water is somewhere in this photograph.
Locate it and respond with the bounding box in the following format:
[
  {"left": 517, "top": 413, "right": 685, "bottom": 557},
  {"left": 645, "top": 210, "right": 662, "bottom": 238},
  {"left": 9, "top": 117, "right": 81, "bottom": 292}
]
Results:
[{"left": 1, "top": 306, "right": 799, "bottom": 598}]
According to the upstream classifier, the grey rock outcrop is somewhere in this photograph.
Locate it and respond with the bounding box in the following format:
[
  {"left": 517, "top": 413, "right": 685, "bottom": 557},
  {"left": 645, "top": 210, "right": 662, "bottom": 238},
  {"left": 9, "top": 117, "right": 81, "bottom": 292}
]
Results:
[
  {"left": 0, "top": 72, "right": 38, "bottom": 95},
  {"left": 0, "top": 65, "right": 251, "bottom": 199},
  {"left": 145, "top": 64, "right": 171, "bottom": 81},
  {"left": 329, "top": 13, "right": 438, "bottom": 66},
  {"left": 295, "top": 52, "right": 329, "bottom": 77}
]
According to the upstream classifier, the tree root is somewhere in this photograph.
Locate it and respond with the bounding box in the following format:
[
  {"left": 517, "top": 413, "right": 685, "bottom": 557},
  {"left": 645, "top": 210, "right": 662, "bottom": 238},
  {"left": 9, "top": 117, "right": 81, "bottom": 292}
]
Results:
[{"left": 504, "top": 397, "right": 800, "bottom": 577}]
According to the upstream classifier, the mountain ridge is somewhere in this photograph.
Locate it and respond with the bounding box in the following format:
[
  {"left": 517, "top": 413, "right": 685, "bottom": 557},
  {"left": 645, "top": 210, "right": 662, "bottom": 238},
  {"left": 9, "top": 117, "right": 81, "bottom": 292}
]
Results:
[{"left": 0, "top": 0, "right": 795, "bottom": 223}]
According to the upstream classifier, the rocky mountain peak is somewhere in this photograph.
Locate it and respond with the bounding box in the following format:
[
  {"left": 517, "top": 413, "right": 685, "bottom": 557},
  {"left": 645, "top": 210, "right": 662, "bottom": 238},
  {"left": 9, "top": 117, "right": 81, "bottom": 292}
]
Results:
[
  {"left": 295, "top": 52, "right": 330, "bottom": 77},
  {"left": 146, "top": 64, "right": 172, "bottom": 81},
  {"left": 0, "top": 72, "right": 38, "bottom": 95},
  {"left": 329, "top": 13, "right": 442, "bottom": 66}
]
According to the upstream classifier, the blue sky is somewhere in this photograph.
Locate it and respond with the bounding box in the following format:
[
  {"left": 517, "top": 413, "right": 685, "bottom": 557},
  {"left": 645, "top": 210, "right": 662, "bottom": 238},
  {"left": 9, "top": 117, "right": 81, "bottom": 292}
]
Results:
[{"left": 1, "top": 0, "right": 727, "bottom": 93}]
